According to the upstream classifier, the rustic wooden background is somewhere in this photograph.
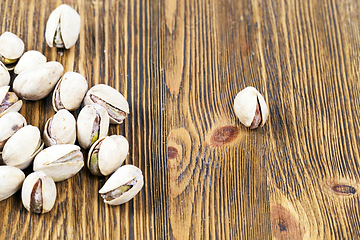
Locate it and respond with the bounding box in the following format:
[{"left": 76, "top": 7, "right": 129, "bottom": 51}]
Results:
[{"left": 1, "top": 0, "right": 360, "bottom": 239}]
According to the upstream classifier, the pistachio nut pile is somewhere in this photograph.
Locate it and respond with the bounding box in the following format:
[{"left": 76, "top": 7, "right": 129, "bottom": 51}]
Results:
[{"left": 0, "top": 4, "right": 143, "bottom": 214}]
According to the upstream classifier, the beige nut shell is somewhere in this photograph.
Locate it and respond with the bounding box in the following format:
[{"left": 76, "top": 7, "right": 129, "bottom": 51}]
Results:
[
  {"left": 233, "top": 86, "right": 269, "bottom": 128},
  {"left": 52, "top": 71, "right": 88, "bottom": 112},
  {"left": 0, "top": 166, "right": 25, "bottom": 201},
  {"left": 0, "top": 62, "right": 10, "bottom": 87},
  {"left": 0, "top": 32, "right": 24, "bottom": 60},
  {"left": 21, "top": 171, "right": 57, "bottom": 214},
  {"left": 0, "top": 112, "right": 27, "bottom": 150},
  {"left": 45, "top": 4, "right": 81, "bottom": 49},
  {"left": 43, "top": 109, "right": 76, "bottom": 147},
  {"left": 0, "top": 86, "right": 23, "bottom": 118},
  {"left": 14, "top": 50, "right": 47, "bottom": 75}
]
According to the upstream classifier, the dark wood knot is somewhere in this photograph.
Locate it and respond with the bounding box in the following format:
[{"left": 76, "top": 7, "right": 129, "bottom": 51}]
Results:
[
  {"left": 167, "top": 147, "right": 178, "bottom": 159},
  {"left": 332, "top": 184, "right": 356, "bottom": 195},
  {"left": 270, "top": 205, "right": 303, "bottom": 240},
  {"left": 210, "top": 126, "right": 239, "bottom": 147}
]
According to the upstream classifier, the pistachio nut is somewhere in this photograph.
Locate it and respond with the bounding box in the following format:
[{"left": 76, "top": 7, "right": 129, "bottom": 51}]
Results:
[
  {"left": 0, "top": 62, "right": 10, "bottom": 87},
  {"left": 14, "top": 50, "right": 47, "bottom": 75},
  {"left": 99, "top": 165, "right": 143, "bottom": 205},
  {"left": 88, "top": 135, "right": 129, "bottom": 176},
  {"left": 0, "top": 112, "right": 27, "bottom": 151},
  {"left": 0, "top": 166, "right": 25, "bottom": 201},
  {"left": 21, "top": 171, "right": 56, "bottom": 214},
  {"left": 2, "top": 125, "right": 44, "bottom": 170},
  {"left": 52, "top": 71, "right": 88, "bottom": 112},
  {"left": 43, "top": 109, "right": 76, "bottom": 147},
  {"left": 0, "top": 31, "right": 24, "bottom": 70},
  {"left": 33, "top": 144, "right": 84, "bottom": 182},
  {"left": 0, "top": 85, "right": 23, "bottom": 118},
  {"left": 84, "top": 84, "right": 129, "bottom": 124},
  {"left": 45, "top": 4, "right": 81, "bottom": 49},
  {"left": 77, "top": 103, "right": 109, "bottom": 149},
  {"left": 13, "top": 61, "right": 64, "bottom": 101},
  {"left": 233, "top": 86, "right": 269, "bottom": 129}
]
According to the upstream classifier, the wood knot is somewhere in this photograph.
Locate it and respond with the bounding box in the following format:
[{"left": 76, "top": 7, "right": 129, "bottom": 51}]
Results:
[
  {"left": 322, "top": 180, "right": 357, "bottom": 197},
  {"left": 270, "top": 205, "right": 303, "bottom": 240},
  {"left": 332, "top": 185, "right": 356, "bottom": 195},
  {"left": 210, "top": 126, "right": 239, "bottom": 147},
  {"left": 167, "top": 147, "right": 178, "bottom": 159}
]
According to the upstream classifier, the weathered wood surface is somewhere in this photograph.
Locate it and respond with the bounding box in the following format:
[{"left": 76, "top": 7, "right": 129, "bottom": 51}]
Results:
[{"left": 1, "top": 0, "right": 360, "bottom": 239}]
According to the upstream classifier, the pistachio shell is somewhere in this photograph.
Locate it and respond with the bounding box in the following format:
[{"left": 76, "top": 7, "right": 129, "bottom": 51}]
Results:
[
  {"left": 0, "top": 32, "right": 24, "bottom": 66},
  {"left": 0, "top": 62, "right": 10, "bottom": 87},
  {"left": 33, "top": 144, "right": 84, "bottom": 182},
  {"left": 14, "top": 50, "right": 47, "bottom": 75},
  {"left": 99, "top": 165, "right": 143, "bottom": 205},
  {"left": 45, "top": 4, "right": 81, "bottom": 49},
  {"left": 0, "top": 85, "right": 23, "bottom": 118},
  {"left": 21, "top": 171, "right": 56, "bottom": 214},
  {"left": 13, "top": 61, "right": 64, "bottom": 101},
  {"left": 88, "top": 135, "right": 129, "bottom": 176},
  {"left": 0, "top": 112, "right": 27, "bottom": 151},
  {"left": 84, "top": 84, "right": 129, "bottom": 124},
  {"left": 233, "top": 86, "right": 269, "bottom": 128},
  {"left": 2, "top": 125, "right": 44, "bottom": 170},
  {"left": 52, "top": 71, "right": 88, "bottom": 112},
  {"left": 0, "top": 166, "right": 25, "bottom": 201},
  {"left": 77, "top": 104, "right": 109, "bottom": 149}
]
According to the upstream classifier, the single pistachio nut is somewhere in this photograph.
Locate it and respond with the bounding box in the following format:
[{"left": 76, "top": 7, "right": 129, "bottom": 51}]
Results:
[
  {"left": 13, "top": 61, "right": 64, "bottom": 101},
  {"left": 77, "top": 103, "right": 109, "bottom": 149},
  {"left": 52, "top": 71, "right": 88, "bottom": 112},
  {"left": 84, "top": 84, "right": 129, "bottom": 124},
  {"left": 21, "top": 171, "right": 56, "bottom": 214},
  {"left": 43, "top": 109, "right": 76, "bottom": 147},
  {"left": 14, "top": 50, "right": 47, "bottom": 75},
  {"left": 88, "top": 135, "right": 129, "bottom": 176},
  {"left": 0, "top": 31, "right": 25, "bottom": 70},
  {"left": 0, "top": 62, "right": 10, "bottom": 87},
  {"left": 33, "top": 144, "right": 84, "bottom": 182},
  {"left": 233, "top": 86, "right": 269, "bottom": 129},
  {"left": 0, "top": 166, "right": 25, "bottom": 201},
  {"left": 99, "top": 165, "right": 143, "bottom": 205},
  {"left": 0, "top": 112, "right": 27, "bottom": 151},
  {"left": 0, "top": 85, "right": 23, "bottom": 118},
  {"left": 2, "top": 125, "right": 44, "bottom": 170},
  {"left": 45, "top": 4, "right": 81, "bottom": 49}
]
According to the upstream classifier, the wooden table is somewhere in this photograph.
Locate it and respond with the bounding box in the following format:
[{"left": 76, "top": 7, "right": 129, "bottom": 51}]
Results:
[{"left": 1, "top": 0, "right": 359, "bottom": 239}]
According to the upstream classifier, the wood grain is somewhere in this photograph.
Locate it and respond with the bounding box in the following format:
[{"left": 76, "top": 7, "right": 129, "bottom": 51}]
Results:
[{"left": 1, "top": 0, "right": 360, "bottom": 239}]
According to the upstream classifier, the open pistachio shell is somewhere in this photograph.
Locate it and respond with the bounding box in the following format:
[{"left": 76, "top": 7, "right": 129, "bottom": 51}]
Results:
[
  {"left": 233, "top": 86, "right": 269, "bottom": 129},
  {"left": 0, "top": 85, "right": 23, "bottom": 118},
  {"left": 84, "top": 84, "right": 129, "bottom": 124},
  {"left": 99, "top": 165, "right": 144, "bottom": 205},
  {"left": 13, "top": 61, "right": 63, "bottom": 101},
  {"left": 43, "top": 109, "right": 76, "bottom": 147},
  {"left": 0, "top": 32, "right": 24, "bottom": 70},
  {"left": 33, "top": 144, "right": 84, "bottom": 182},
  {"left": 2, "top": 125, "right": 44, "bottom": 170},
  {"left": 52, "top": 71, "right": 88, "bottom": 112},
  {"left": 88, "top": 135, "right": 129, "bottom": 176},
  {"left": 0, "top": 166, "right": 25, "bottom": 201},
  {"left": 21, "top": 171, "right": 56, "bottom": 214},
  {"left": 0, "top": 112, "right": 27, "bottom": 151},
  {"left": 14, "top": 50, "right": 47, "bottom": 75},
  {"left": 45, "top": 4, "right": 81, "bottom": 49},
  {"left": 0, "top": 62, "right": 10, "bottom": 87},
  {"left": 77, "top": 104, "right": 109, "bottom": 149}
]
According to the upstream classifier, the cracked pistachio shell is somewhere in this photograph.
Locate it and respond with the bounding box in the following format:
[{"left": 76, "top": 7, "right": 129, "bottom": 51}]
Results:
[
  {"left": 0, "top": 85, "right": 23, "bottom": 118},
  {"left": 84, "top": 84, "right": 129, "bottom": 124},
  {"left": 0, "top": 166, "right": 25, "bottom": 201},
  {"left": 33, "top": 144, "right": 84, "bottom": 182},
  {"left": 21, "top": 171, "right": 56, "bottom": 214},
  {"left": 233, "top": 87, "right": 269, "bottom": 129},
  {"left": 13, "top": 61, "right": 64, "bottom": 101},
  {"left": 52, "top": 71, "right": 88, "bottom": 112},
  {"left": 88, "top": 135, "right": 129, "bottom": 176},
  {"left": 14, "top": 50, "right": 47, "bottom": 75},
  {"left": 43, "top": 109, "right": 76, "bottom": 147},
  {"left": 99, "top": 165, "right": 143, "bottom": 205},
  {"left": 0, "top": 32, "right": 24, "bottom": 70},
  {"left": 0, "top": 62, "right": 10, "bottom": 87},
  {"left": 77, "top": 104, "right": 109, "bottom": 149},
  {"left": 2, "top": 125, "right": 44, "bottom": 170},
  {"left": 45, "top": 4, "right": 81, "bottom": 49},
  {"left": 0, "top": 112, "right": 27, "bottom": 151}
]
